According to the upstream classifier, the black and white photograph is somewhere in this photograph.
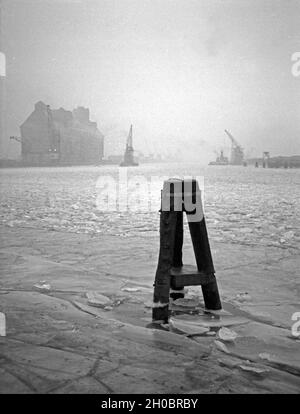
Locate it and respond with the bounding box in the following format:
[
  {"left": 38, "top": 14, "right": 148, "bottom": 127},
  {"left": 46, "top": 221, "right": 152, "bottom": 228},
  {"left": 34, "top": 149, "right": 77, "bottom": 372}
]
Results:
[{"left": 0, "top": 0, "right": 299, "bottom": 397}]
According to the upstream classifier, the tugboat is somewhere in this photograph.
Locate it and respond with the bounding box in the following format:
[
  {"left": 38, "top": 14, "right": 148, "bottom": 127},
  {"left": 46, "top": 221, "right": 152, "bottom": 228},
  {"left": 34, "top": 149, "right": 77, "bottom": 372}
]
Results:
[
  {"left": 120, "top": 125, "right": 139, "bottom": 167},
  {"left": 209, "top": 150, "right": 229, "bottom": 165}
]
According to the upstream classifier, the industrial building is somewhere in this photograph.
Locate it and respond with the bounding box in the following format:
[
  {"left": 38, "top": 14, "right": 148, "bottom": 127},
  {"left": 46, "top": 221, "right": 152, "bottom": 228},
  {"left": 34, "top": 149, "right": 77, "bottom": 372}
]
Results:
[{"left": 19, "top": 101, "right": 104, "bottom": 165}]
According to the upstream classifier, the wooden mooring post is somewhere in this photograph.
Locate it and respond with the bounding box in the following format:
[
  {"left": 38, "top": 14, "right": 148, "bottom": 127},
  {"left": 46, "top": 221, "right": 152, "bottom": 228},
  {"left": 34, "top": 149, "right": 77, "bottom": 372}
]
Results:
[{"left": 152, "top": 178, "right": 222, "bottom": 323}]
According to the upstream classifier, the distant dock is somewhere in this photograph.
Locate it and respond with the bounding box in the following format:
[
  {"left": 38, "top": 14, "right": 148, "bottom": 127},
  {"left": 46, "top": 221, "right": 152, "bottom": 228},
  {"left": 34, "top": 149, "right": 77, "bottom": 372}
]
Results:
[{"left": 247, "top": 155, "right": 300, "bottom": 169}]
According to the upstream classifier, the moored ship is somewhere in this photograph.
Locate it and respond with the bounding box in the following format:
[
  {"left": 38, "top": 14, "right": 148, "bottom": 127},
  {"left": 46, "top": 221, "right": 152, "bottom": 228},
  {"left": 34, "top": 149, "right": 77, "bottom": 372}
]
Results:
[{"left": 209, "top": 150, "right": 229, "bottom": 165}]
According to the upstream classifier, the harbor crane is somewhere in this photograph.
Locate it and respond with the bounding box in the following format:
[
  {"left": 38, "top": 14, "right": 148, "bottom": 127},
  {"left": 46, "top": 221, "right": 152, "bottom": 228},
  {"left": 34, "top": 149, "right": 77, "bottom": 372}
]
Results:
[
  {"left": 120, "top": 125, "right": 138, "bottom": 166},
  {"left": 224, "top": 129, "right": 244, "bottom": 165}
]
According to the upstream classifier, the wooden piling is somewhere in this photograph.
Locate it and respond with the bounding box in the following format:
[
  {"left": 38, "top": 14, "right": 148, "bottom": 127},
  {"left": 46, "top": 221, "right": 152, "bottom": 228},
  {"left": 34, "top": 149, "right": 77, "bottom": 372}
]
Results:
[
  {"left": 187, "top": 218, "right": 222, "bottom": 310},
  {"left": 152, "top": 210, "right": 178, "bottom": 323},
  {"left": 152, "top": 178, "right": 222, "bottom": 322}
]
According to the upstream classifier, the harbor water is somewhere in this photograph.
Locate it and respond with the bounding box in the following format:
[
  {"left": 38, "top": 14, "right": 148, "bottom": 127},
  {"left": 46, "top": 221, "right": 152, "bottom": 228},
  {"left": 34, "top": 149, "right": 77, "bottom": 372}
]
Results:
[{"left": 0, "top": 163, "right": 299, "bottom": 252}]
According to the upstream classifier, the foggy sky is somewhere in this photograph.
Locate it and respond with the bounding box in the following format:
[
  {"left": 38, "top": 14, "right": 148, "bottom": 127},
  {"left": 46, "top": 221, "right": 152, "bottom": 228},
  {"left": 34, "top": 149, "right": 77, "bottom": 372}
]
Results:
[{"left": 1, "top": 0, "right": 300, "bottom": 161}]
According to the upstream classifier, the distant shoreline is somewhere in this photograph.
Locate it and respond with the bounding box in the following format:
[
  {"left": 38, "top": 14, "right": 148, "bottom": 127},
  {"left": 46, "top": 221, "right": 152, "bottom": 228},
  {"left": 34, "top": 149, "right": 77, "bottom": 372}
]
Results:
[
  {"left": 1, "top": 157, "right": 300, "bottom": 169},
  {"left": 0, "top": 159, "right": 168, "bottom": 169},
  {"left": 0, "top": 159, "right": 114, "bottom": 169}
]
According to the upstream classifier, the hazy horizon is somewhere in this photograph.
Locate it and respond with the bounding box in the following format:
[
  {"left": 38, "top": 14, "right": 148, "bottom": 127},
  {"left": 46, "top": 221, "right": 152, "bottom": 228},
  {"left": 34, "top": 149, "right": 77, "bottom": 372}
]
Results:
[{"left": 1, "top": 0, "right": 300, "bottom": 162}]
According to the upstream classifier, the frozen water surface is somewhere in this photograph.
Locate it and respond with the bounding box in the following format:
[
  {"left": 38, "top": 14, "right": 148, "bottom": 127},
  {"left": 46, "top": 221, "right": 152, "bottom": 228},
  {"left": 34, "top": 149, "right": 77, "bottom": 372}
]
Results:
[{"left": 0, "top": 163, "right": 299, "bottom": 250}]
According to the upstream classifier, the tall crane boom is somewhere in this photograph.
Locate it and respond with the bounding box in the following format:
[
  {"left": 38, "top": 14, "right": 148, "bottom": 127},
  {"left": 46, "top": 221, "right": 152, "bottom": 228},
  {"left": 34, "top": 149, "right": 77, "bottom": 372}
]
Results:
[
  {"left": 224, "top": 129, "right": 244, "bottom": 165},
  {"left": 224, "top": 129, "right": 241, "bottom": 149},
  {"left": 126, "top": 124, "right": 133, "bottom": 149}
]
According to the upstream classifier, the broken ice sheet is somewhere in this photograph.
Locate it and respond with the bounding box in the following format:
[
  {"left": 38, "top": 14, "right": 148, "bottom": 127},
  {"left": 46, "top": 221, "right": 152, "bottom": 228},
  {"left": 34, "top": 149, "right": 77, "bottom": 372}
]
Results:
[
  {"left": 282, "top": 231, "right": 294, "bottom": 239},
  {"left": 204, "top": 308, "right": 232, "bottom": 316},
  {"left": 171, "top": 297, "right": 200, "bottom": 309},
  {"left": 121, "top": 287, "right": 141, "bottom": 292},
  {"left": 218, "top": 357, "right": 239, "bottom": 368},
  {"left": 117, "top": 323, "right": 209, "bottom": 356},
  {"left": 174, "top": 314, "right": 249, "bottom": 329},
  {"left": 86, "top": 291, "right": 112, "bottom": 308},
  {"left": 259, "top": 352, "right": 272, "bottom": 361},
  {"left": 170, "top": 318, "right": 209, "bottom": 336},
  {"left": 239, "top": 364, "right": 269, "bottom": 375},
  {"left": 214, "top": 340, "right": 230, "bottom": 354},
  {"left": 34, "top": 282, "right": 51, "bottom": 291},
  {"left": 217, "top": 327, "right": 238, "bottom": 342}
]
